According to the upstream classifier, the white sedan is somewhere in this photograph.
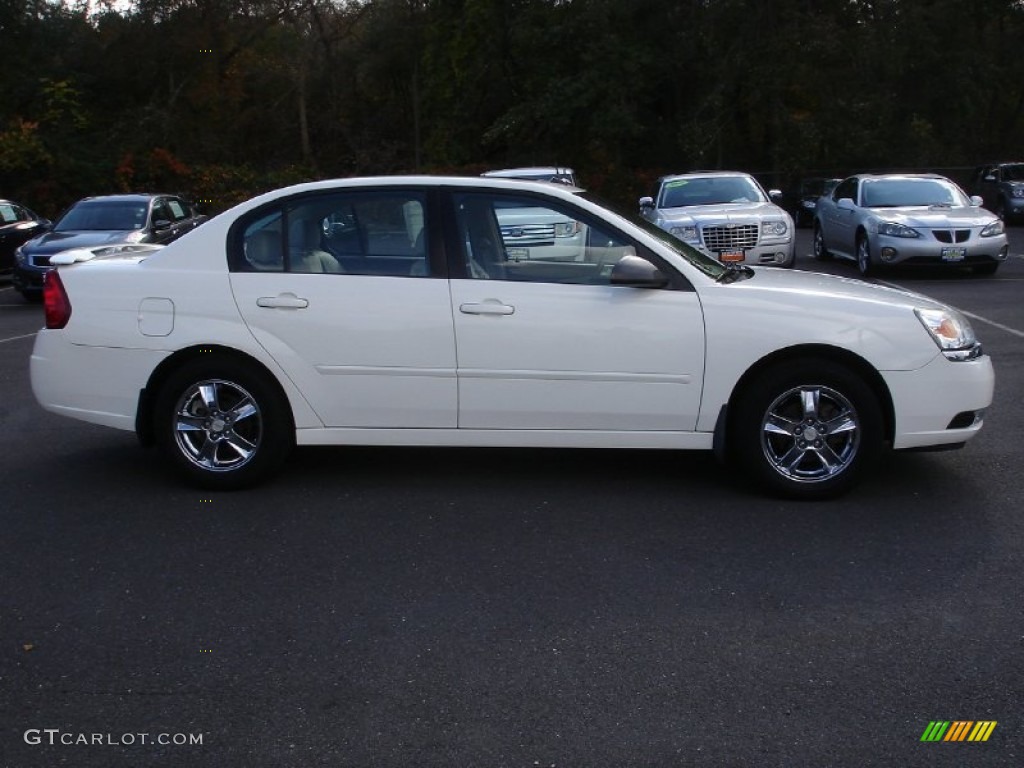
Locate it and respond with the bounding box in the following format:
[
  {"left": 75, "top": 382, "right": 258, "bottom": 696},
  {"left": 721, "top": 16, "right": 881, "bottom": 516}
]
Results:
[{"left": 31, "top": 176, "right": 993, "bottom": 498}]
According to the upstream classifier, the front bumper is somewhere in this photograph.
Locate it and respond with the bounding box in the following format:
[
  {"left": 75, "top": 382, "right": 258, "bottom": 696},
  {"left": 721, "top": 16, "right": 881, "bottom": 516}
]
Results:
[
  {"left": 694, "top": 241, "right": 795, "bottom": 266},
  {"left": 12, "top": 261, "right": 48, "bottom": 293},
  {"left": 1002, "top": 196, "right": 1024, "bottom": 219},
  {"left": 884, "top": 353, "right": 994, "bottom": 450},
  {"left": 872, "top": 231, "right": 1008, "bottom": 268}
]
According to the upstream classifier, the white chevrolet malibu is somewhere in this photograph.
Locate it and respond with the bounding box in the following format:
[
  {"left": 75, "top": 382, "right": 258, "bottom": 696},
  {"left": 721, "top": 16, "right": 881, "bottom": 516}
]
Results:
[{"left": 30, "top": 176, "right": 993, "bottom": 498}]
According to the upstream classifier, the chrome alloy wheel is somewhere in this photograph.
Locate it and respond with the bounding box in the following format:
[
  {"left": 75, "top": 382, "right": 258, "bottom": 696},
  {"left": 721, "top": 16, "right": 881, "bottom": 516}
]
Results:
[
  {"left": 760, "top": 384, "right": 860, "bottom": 484},
  {"left": 856, "top": 236, "right": 872, "bottom": 275},
  {"left": 173, "top": 378, "right": 262, "bottom": 472}
]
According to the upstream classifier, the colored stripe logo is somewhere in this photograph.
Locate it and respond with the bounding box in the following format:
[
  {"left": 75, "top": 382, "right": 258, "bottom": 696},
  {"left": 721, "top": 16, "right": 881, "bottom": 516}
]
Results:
[{"left": 920, "top": 721, "right": 997, "bottom": 742}]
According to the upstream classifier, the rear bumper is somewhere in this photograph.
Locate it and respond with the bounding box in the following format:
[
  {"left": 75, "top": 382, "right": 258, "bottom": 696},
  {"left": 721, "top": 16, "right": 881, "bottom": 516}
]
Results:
[{"left": 31, "top": 331, "right": 169, "bottom": 431}]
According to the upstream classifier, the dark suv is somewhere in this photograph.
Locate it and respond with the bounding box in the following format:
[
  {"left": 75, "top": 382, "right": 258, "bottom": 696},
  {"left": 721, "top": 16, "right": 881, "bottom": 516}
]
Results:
[
  {"left": 13, "top": 193, "right": 206, "bottom": 300},
  {"left": 972, "top": 163, "right": 1024, "bottom": 223}
]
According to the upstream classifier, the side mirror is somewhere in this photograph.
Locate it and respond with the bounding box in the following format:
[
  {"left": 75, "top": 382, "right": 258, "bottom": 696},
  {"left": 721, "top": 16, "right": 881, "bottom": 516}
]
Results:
[
  {"left": 983, "top": 174, "right": 996, "bottom": 182},
  {"left": 970, "top": 195, "right": 983, "bottom": 207},
  {"left": 837, "top": 197, "right": 857, "bottom": 211},
  {"left": 768, "top": 189, "right": 783, "bottom": 200},
  {"left": 153, "top": 219, "right": 172, "bottom": 231},
  {"left": 639, "top": 196, "right": 654, "bottom": 209},
  {"left": 610, "top": 255, "right": 669, "bottom": 288}
]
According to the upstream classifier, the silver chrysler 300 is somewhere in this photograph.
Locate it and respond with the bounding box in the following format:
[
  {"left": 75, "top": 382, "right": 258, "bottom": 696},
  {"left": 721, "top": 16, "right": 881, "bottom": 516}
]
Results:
[{"left": 639, "top": 171, "right": 795, "bottom": 268}]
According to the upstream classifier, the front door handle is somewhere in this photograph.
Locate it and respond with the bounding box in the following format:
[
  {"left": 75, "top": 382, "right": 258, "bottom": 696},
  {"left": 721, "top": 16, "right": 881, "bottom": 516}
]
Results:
[
  {"left": 257, "top": 293, "right": 309, "bottom": 309},
  {"left": 459, "top": 301, "right": 514, "bottom": 316}
]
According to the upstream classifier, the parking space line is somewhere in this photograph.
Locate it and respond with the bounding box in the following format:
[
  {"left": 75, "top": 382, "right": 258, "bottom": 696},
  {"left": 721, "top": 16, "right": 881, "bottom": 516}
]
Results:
[
  {"left": 960, "top": 311, "right": 1024, "bottom": 340},
  {"left": 0, "top": 332, "right": 36, "bottom": 344}
]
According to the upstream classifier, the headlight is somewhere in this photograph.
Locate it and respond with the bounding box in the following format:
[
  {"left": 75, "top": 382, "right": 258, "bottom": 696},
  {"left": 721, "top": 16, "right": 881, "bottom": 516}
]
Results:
[
  {"left": 123, "top": 231, "right": 148, "bottom": 243},
  {"left": 915, "top": 307, "right": 982, "bottom": 361},
  {"left": 877, "top": 221, "right": 920, "bottom": 238},
  {"left": 761, "top": 220, "right": 789, "bottom": 237},
  {"left": 669, "top": 225, "right": 698, "bottom": 242},
  {"left": 14, "top": 246, "right": 26, "bottom": 264},
  {"left": 981, "top": 219, "right": 1005, "bottom": 237},
  {"left": 801, "top": 200, "right": 816, "bottom": 209},
  {"left": 1011, "top": 187, "right": 1024, "bottom": 199}
]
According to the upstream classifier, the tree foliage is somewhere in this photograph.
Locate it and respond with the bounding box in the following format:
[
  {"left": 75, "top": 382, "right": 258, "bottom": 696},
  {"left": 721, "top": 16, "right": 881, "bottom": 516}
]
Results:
[{"left": 1, "top": 0, "right": 1022, "bottom": 214}]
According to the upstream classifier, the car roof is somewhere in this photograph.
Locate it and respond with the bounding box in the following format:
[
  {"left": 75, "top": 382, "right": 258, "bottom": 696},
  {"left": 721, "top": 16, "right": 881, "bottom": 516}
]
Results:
[
  {"left": 657, "top": 170, "right": 754, "bottom": 183},
  {"left": 74, "top": 194, "right": 168, "bottom": 204},
  {"left": 482, "top": 167, "right": 575, "bottom": 178},
  {"left": 847, "top": 173, "right": 956, "bottom": 182},
  {"left": 226, "top": 175, "right": 586, "bottom": 218}
]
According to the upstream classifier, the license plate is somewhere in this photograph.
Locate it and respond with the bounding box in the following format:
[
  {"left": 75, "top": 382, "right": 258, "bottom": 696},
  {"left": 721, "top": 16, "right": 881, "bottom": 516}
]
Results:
[
  {"left": 506, "top": 247, "right": 529, "bottom": 261},
  {"left": 941, "top": 247, "right": 966, "bottom": 262},
  {"left": 720, "top": 251, "right": 744, "bottom": 263}
]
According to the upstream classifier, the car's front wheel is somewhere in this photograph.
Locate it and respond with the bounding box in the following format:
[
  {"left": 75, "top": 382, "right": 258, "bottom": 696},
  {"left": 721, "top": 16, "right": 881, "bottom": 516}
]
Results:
[
  {"left": 155, "top": 356, "right": 293, "bottom": 490},
  {"left": 730, "top": 360, "right": 884, "bottom": 499},
  {"left": 812, "top": 223, "right": 831, "bottom": 261},
  {"left": 856, "top": 234, "right": 875, "bottom": 277}
]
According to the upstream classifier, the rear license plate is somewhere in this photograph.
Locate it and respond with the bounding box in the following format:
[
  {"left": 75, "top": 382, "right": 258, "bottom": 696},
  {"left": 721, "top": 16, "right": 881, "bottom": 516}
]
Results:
[
  {"left": 720, "top": 251, "right": 744, "bottom": 263},
  {"left": 941, "top": 247, "right": 966, "bottom": 262}
]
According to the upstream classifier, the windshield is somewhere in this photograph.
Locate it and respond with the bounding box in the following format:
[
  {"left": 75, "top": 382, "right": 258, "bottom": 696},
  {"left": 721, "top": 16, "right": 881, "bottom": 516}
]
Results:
[
  {"left": 56, "top": 200, "right": 149, "bottom": 231},
  {"left": 1001, "top": 164, "right": 1024, "bottom": 182},
  {"left": 579, "top": 191, "right": 729, "bottom": 280},
  {"left": 861, "top": 178, "right": 967, "bottom": 208},
  {"left": 659, "top": 176, "right": 767, "bottom": 208}
]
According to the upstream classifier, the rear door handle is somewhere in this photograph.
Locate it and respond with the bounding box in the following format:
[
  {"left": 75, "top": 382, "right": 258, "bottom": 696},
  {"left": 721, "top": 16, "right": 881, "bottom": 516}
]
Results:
[
  {"left": 257, "top": 293, "right": 309, "bottom": 309},
  {"left": 459, "top": 301, "right": 514, "bottom": 316}
]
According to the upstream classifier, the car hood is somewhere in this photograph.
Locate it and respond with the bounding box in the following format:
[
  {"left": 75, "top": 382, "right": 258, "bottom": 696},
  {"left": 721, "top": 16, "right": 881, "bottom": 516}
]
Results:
[
  {"left": 24, "top": 230, "right": 145, "bottom": 254},
  {"left": 658, "top": 202, "right": 787, "bottom": 225},
  {"left": 869, "top": 206, "right": 996, "bottom": 227},
  {"left": 728, "top": 265, "right": 947, "bottom": 310}
]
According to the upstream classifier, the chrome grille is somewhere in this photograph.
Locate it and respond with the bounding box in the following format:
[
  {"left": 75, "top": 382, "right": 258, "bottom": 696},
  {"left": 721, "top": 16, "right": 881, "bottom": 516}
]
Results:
[
  {"left": 702, "top": 224, "right": 758, "bottom": 251},
  {"left": 500, "top": 223, "right": 555, "bottom": 245}
]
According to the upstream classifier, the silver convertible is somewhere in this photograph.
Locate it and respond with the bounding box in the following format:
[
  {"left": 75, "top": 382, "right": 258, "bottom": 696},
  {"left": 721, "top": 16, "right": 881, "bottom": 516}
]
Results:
[{"left": 813, "top": 174, "right": 1008, "bottom": 276}]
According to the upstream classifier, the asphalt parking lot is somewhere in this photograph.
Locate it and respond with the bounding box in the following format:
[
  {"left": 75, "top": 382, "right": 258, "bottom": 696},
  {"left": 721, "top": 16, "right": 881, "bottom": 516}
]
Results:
[{"left": 1, "top": 230, "right": 1022, "bottom": 767}]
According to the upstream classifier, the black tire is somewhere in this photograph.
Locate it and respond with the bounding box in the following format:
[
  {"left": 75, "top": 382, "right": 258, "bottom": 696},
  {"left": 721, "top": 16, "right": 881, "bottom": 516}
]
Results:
[
  {"left": 996, "top": 199, "right": 1008, "bottom": 222},
  {"left": 730, "top": 359, "right": 884, "bottom": 499},
  {"left": 154, "top": 356, "right": 293, "bottom": 490},
  {"left": 856, "top": 233, "right": 875, "bottom": 277},
  {"left": 812, "top": 223, "right": 831, "bottom": 261}
]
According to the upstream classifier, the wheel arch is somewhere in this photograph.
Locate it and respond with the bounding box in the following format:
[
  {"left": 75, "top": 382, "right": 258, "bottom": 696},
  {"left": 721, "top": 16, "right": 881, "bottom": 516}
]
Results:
[
  {"left": 135, "top": 344, "right": 295, "bottom": 446},
  {"left": 716, "top": 344, "right": 895, "bottom": 454}
]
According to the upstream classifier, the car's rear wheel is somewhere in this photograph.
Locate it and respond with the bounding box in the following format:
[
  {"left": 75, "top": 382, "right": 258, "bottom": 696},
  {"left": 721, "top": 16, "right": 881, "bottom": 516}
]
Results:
[
  {"left": 731, "top": 360, "right": 883, "bottom": 499},
  {"left": 812, "top": 223, "right": 831, "bottom": 260},
  {"left": 155, "top": 356, "right": 293, "bottom": 490},
  {"left": 856, "top": 234, "right": 875, "bottom": 277}
]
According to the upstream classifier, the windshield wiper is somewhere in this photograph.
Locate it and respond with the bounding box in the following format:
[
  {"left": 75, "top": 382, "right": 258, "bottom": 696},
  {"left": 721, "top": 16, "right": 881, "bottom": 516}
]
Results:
[{"left": 716, "top": 263, "right": 755, "bottom": 283}]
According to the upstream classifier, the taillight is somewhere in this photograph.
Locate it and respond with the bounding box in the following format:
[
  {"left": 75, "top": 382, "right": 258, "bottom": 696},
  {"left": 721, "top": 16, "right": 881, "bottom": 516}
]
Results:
[{"left": 43, "top": 269, "right": 72, "bottom": 329}]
